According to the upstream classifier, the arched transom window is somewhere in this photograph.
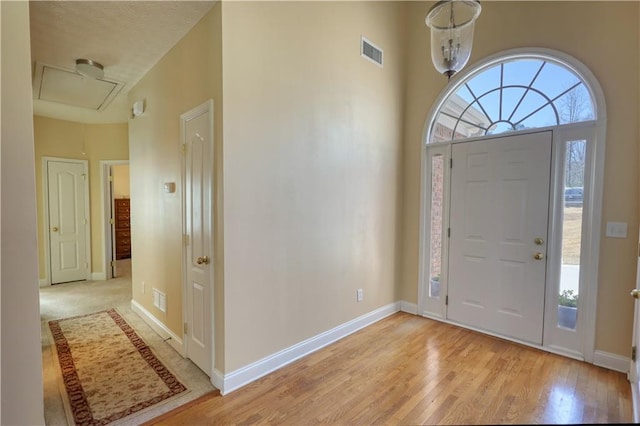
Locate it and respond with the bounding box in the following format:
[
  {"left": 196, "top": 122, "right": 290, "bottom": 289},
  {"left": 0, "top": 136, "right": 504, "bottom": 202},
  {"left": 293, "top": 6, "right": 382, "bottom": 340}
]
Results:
[{"left": 430, "top": 58, "right": 596, "bottom": 143}]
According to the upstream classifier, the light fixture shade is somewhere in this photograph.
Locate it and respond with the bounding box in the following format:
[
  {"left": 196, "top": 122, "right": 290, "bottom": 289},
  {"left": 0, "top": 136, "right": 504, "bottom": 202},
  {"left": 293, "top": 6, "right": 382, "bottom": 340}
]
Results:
[
  {"left": 426, "top": 0, "right": 481, "bottom": 79},
  {"left": 75, "top": 58, "right": 104, "bottom": 80}
]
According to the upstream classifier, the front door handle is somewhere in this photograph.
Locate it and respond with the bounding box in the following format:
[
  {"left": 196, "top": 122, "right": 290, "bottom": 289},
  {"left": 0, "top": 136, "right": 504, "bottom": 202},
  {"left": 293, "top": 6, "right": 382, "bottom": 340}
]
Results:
[
  {"left": 196, "top": 256, "right": 210, "bottom": 265},
  {"left": 631, "top": 289, "right": 640, "bottom": 299}
]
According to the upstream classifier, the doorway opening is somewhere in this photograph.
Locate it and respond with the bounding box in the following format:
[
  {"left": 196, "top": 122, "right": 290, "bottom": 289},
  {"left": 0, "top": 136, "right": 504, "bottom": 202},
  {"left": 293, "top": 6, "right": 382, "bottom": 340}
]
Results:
[
  {"left": 101, "top": 160, "right": 131, "bottom": 280},
  {"left": 418, "top": 48, "right": 606, "bottom": 362}
]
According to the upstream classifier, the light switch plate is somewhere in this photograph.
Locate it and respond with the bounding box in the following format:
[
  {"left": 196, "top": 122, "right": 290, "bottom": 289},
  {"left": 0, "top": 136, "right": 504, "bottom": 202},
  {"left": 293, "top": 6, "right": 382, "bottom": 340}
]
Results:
[
  {"left": 163, "top": 182, "right": 176, "bottom": 193},
  {"left": 606, "top": 222, "right": 628, "bottom": 238}
]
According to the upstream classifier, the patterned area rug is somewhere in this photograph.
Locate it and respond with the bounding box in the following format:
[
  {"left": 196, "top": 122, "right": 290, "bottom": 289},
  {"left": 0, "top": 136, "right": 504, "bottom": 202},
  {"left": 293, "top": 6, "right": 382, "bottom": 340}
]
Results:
[{"left": 48, "top": 309, "right": 187, "bottom": 425}]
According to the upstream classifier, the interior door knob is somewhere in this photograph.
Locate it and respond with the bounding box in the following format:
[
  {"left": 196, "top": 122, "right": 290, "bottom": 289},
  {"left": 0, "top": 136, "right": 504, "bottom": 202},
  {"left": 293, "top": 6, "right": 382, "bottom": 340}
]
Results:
[
  {"left": 196, "top": 256, "right": 210, "bottom": 265},
  {"left": 631, "top": 289, "right": 640, "bottom": 299},
  {"left": 534, "top": 252, "right": 544, "bottom": 260},
  {"left": 52, "top": 226, "right": 59, "bottom": 232}
]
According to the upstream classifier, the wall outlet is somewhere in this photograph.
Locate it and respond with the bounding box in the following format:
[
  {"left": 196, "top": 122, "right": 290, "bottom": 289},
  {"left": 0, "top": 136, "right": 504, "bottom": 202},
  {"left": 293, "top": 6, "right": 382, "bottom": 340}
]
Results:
[
  {"left": 141, "top": 281, "right": 145, "bottom": 294},
  {"left": 357, "top": 288, "right": 364, "bottom": 302}
]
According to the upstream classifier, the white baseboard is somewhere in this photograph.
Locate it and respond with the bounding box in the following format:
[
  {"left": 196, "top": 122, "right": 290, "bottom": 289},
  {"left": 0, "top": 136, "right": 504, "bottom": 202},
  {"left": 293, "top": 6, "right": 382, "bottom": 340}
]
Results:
[
  {"left": 632, "top": 380, "right": 640, "bottom": 423},
  {"left": 91, "top": 272, "right": 107, "bottom": 281},
  {"left": 211, "top": 368, "right": 224, "bottom": 391},
  {"left": 400, "top": 301, "right": 418, "bottom": 315},
  {"left": 593, "top": 350, "right": 629, "bottom": 373},
  {"left": 39, "top": 278, "right": 49, "bottom": 288},
  {"left": 218, "top": 302, "right": 401, "bottom": 395},
  {"left": 131, "top": 300, "right": 185, "bottom": 356}
]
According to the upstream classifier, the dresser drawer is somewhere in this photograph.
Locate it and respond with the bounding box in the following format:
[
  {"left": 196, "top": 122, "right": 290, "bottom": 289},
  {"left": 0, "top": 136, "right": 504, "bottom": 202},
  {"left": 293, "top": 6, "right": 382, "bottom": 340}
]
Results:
[
  {"left": 116, "top": 230, "right": 131, "bottom": 239},
  {"left": 117, "top": 239, "right": 131, "bottom": 247}
]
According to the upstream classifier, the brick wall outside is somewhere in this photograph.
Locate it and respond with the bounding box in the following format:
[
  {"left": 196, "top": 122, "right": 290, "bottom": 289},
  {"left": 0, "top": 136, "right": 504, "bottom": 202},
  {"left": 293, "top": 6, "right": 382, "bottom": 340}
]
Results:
[{"left": 429, "top": 155, "right": 444, "bottom": 280}]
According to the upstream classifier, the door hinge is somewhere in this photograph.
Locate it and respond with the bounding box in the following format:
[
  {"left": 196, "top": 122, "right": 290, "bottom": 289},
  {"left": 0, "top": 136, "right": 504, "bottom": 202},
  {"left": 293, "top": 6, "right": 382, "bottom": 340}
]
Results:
[
  {"left": 183, "top": 234, "right": 190, "bottom": 246},
  {"left": 632, "top": 346, "right": 636, "bottom": 362},
  {"left": 181, "top": 144, "right": 188, "bottom": 155},
  {"left": 110, "top": 218, "right": 115, "bottom": 225},
  {"left": 450, "top": 158, "right": 453, "bottom": 169},
  {"left": 447, "top": 228, "right": 451, "bottom": 238},
  {"left": 184, "top": 322, "right": 188, "bottom": 334},
  {"left": 445, "top": 295, "right": 449, "bottom": 306},
  {"left": 84, "top": 262, "right": 89, "bottom": 269},
  {"left": 108, "top": 176, "right": 113, "bottom": 182},
  {"left": 110, "top": 261, "right": 116, "bottom": 267}
]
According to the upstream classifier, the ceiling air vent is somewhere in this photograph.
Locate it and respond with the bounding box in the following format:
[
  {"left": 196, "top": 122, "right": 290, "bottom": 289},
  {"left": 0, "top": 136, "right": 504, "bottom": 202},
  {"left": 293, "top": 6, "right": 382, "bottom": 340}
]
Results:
[{"left": 361, "top": 36, "right": 383, "bottom": 67}]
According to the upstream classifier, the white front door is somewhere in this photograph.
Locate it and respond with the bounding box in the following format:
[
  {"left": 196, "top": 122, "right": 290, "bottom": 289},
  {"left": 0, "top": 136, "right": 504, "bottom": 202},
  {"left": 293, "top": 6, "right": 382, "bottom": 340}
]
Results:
[
  {"left": 47, "top": 160, "right": 89, "bottom": 284},
  {"left": 447, "top": 131, "right": 552, "bottom": 344},
  {"left": 182, "top": 101, "right": 214, "bottom": 376}
]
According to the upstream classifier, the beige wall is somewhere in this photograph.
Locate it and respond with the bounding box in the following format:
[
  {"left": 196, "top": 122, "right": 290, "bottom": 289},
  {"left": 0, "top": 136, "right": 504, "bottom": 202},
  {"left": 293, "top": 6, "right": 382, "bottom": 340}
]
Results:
[
  {"left": 127, "top": 4, "right": 224, "bottom": 367},
  {"left": 122, "top": 0, "right": 638, "bottom": 379},
  {"left": 33, "top": 116, "right": 129, "bottom": 279},
  {"left": 1, "top": 1, "right": 45, "bottom": 423},
  {"left": 112, "top": 164, "right": 130, "bottom": 199},
  {"left": 221, "top": 1, "right": 407, "bottom": 371},
  {"left": 401, "top": 1, "right": 640, "bottom": 357}
]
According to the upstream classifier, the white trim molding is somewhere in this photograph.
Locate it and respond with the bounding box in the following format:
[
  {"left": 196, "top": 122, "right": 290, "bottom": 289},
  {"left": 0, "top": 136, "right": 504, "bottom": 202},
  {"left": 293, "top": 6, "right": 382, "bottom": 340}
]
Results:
[
  {"left": 217, "top": 302, "right": 400, "bottom": 395},
  {"left": 131, "top": 300, "right": 184, "bottom": 356},
  {"left": 100, "top": 160, "right": 129, "bottom": 281},
  {"left": 418, "top": 48, "right": 607, "bottom": 364},
  {"left": 593, "top": 350, "right": 630, "bottom": 374},
  {"left": 91, "top": 272, "right": 107, "bottom": 281},
  {"left": 39, "top": 278, "right": 49, "bottom": 288},
  {"left": 211, "top": 369, "right": 224, "bottom": 391},
  {"left": 400, "top": 301, "right": 418, "bottom": 315},
  {"left": 632, "top": 382, "right": 640, "bottom": 423}
]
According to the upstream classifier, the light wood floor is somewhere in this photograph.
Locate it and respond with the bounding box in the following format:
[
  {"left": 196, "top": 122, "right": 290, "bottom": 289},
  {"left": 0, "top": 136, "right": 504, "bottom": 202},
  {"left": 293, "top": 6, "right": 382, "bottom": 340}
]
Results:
[{"left": 146, "top": 312, "right": 632, "bottom": 425}]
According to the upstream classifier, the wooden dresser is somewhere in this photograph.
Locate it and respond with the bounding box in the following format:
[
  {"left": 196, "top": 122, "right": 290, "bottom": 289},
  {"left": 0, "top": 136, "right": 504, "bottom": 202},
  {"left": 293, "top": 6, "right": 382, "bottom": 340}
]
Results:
[{"left": 114, "top": 198, "right": 131, "bottom": 260}]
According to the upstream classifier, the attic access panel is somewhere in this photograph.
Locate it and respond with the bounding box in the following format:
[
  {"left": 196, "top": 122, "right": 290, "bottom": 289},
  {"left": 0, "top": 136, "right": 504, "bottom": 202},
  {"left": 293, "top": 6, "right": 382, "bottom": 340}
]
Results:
[{"left": 33, "top": 62, "right": 124, "bottom": 111}]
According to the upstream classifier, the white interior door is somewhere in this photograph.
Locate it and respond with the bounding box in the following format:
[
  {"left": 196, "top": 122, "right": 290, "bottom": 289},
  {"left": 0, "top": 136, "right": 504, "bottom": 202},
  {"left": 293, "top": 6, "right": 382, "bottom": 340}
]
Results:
[
  {"left": 630, "top": 231, "right": 640, "bottom": 422},
  {"left": 47, "top": 160, "right": 89, "bottom": 284},
  {"left": 447, "top": 131, "right": 552, "bottom": 344},
  {"left": 182, "top": 101, "right": 214, "bottom": 376}
]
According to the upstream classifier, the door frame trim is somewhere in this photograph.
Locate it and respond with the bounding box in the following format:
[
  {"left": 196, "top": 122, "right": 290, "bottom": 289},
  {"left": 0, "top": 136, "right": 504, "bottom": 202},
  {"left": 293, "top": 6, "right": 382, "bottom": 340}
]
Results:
[
  {"left": 180, "top": 99, "right": 215, "bottom": 377},
  {"left": 100, "top": 160, "right": 129, "bottom": 280},
  {"left": 418, "top": 124, "right": 603, "bottom": 362},
  {"left": 42, "top": 157, "right": 91, "bottom": 285},
  {"left": 630, "top": 230, "right": 640, "bottom": 421},
  {"left": 418, "top": 48, "right": 607, "bottom": 365}
]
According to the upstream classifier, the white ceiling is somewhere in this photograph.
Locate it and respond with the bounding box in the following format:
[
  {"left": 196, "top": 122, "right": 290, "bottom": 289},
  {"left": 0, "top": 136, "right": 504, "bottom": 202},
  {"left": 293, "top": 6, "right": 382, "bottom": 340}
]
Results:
[{"left": 29, "top": 0, "right": 215, "bottom": 124}]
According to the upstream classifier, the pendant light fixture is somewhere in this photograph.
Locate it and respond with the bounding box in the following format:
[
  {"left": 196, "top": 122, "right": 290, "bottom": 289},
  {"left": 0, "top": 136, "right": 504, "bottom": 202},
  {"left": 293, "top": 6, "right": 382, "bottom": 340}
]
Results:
[
  {"left": 425, "top": 0, "right": 481, "bottom": 80},
  {"left": 75, "top": 58, "right": 104, "bottom": 80}
]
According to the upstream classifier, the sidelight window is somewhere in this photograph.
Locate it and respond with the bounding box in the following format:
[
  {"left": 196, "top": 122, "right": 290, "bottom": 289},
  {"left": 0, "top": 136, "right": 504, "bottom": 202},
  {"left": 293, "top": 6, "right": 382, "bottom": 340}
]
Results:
[
  {"left": 428, "top": 154, "right": 445, "bottom": 299},
  {"left": 558, "top": 140, "right": 586, "bottom": 330}
]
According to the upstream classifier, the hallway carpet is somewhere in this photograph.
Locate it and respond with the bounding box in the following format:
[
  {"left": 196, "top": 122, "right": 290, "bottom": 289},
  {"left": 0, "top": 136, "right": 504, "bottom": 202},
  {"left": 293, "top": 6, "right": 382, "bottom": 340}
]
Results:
[{"left": 41, "top": 262, "right": 215, "bottom": 425}]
